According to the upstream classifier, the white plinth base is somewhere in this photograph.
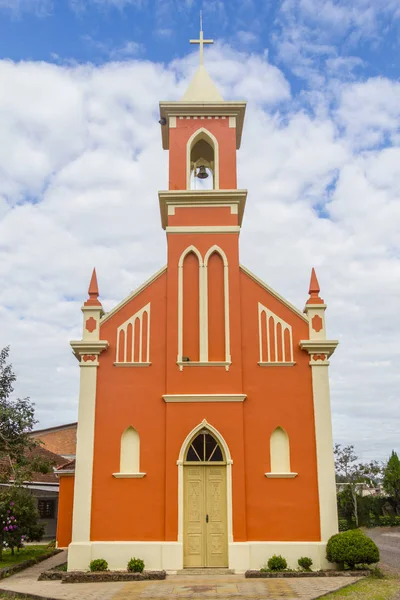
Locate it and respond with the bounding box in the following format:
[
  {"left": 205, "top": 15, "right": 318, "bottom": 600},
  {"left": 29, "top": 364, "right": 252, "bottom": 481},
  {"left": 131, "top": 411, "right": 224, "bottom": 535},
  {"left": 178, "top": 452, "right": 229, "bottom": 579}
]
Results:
[
  {"left": 68, "top": 541, "right": 183, "bottom": 572},
  {"left": 229, "top": 541, "right": 333, "bottom": 572},
  {"left": 68, "top": 540, "right": 333, "bottom": 572}
]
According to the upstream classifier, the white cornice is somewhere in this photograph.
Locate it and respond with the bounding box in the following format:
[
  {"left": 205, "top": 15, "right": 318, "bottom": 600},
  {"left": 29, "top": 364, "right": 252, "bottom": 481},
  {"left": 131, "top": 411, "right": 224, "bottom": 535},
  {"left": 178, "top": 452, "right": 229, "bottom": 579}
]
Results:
[
  {"left": 159, "top": 101, "right": 246, "bottom": 149},
  {"left": 166, "top": 225, "right": 240, "bottom": 234},
  {"left": 100, "top": 266, "right": 167, "bottom": 324},
  {"left": 299, "top": 340, "right": 339, "bottom": 357},
  {"left": 163, "top": 394, "right": 246, "bottom": 403},
  {"left": 70, "top": 340, "right": 108, "bottom": 359},
  {"left": 240, "top": 265, "right": 308, "bottom": 323},
  {"left": 159, "top": 189, "right": 247, "bottom": 229}
]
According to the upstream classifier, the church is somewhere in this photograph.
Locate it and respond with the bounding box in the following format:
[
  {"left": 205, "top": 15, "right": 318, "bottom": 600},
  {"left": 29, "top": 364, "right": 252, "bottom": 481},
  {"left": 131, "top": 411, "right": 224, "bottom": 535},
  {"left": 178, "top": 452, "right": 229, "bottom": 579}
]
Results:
[{"left": 56, "top": 27, "right": 339, "bottom": 572}]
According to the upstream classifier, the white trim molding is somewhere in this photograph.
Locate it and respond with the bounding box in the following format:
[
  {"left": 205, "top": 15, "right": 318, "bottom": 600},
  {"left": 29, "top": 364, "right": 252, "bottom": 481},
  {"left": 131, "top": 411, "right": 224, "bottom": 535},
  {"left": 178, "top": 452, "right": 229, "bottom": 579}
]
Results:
[
  {"left": 159, "top": 101, "right": 247, "bottom": 150},
  {"left": 114, "top": 362, "right": 151, "bottom": 367},
  {"left": 177, "top": 245, "right": 205, "bottom": 363},
  {"left": 265, "top": 473, "right": 298, "bottom": 479},
  {"left": 177, "top": 420, "right": 233, "bottom": 546},
  {"left": 166, "top": 225, "right": 240, "bottom": 233},
  {"left": 116, "top": 303, "right": 150, "bottom": 365},
  {"left": 299, "top": 339, "right": 339, "bottom": 357},
  {"left": 101, "top": 266, "right": 166, "bottom": 324},
  {"left": 177, "top": 361, "right": 231, "bottom": 371},
  {"left": 258, "top": 303, "right": 294, "bottom": 365},
  {"left": 258, "top": 362, "right": 295, "bottom": 367},
  {"left": 159, "top": 189, "right": 247, "bottom": 230},
  {"left": 204, "top": 245, "right": 231, "bottom": 366},
  {"left": 112, "top": 473, "right": 146, "bottom": 479},
  {"left": 163, "top": 394, "right": 246, "bottom": 403},
  {"left": 240, "top": 265, "right": 308, "bottom": 322}
]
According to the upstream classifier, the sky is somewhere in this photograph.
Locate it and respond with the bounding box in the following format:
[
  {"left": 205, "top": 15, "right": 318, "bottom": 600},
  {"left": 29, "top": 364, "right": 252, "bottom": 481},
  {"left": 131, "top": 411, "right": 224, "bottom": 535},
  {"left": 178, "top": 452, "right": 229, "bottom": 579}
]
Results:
[{"left": 0, "top": 0, "right": 399, "bottom": 462}]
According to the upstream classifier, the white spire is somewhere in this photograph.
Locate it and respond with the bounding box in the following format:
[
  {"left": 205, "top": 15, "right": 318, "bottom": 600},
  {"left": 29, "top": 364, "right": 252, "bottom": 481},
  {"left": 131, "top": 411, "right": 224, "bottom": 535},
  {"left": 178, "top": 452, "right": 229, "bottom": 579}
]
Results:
[{"left": 182, "top": 14, "right": 223, "bottom": 102}]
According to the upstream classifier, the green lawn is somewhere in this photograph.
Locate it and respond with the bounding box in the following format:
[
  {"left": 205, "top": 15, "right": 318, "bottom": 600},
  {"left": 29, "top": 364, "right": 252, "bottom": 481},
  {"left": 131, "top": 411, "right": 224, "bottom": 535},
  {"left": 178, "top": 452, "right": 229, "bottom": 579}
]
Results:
[
  {"left": 0, "top": 544, "right": 50, "bottom": 569},
  {"left": 323, "top": 576, "right": 400, "bottom": 599}
]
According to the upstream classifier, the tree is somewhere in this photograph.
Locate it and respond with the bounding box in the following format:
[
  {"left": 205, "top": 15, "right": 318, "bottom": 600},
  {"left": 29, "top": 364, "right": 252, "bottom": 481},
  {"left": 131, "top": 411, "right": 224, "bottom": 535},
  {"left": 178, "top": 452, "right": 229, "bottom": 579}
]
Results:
[
  {"left": 0, "top": 346, "right": 52, "bottom": 483},
  {"left": 383, "top": 451, "right": 400, "bottom": 515},
  {"left": 0, "top": 487, "right": 44, "bottom": 559},
  {"left": 334, "top": 444, "right": 382, "bottom": 527}
]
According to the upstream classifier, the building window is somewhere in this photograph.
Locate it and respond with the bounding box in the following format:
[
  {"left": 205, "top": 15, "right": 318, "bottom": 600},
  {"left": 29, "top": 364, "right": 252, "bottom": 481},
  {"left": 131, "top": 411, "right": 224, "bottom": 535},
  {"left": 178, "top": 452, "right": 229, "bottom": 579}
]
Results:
[
  {"left": 185, "top": 430, "right": 224, "bottom": 462},
  {"left": 38, "top": 499, "right": 55, "bottom": 519}
]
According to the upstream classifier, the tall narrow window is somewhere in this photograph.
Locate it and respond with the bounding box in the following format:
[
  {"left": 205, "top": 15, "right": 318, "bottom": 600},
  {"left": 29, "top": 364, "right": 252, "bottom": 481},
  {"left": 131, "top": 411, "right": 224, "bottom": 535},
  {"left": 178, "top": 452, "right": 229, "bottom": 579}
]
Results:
[
  {"left": 204, "top": 246, "right": 230, "bottom": 366},
  {"left": 187, "top": 129, "right": 219, "bottom": 190},
  {"left": 120, "top": 426, "right": 140, "bottom": 474},
  {"left": 182, "top": 252, "right": 200, "bottom": 361},
  {"left": 270, "top": 427, "right": 290, "bottom": 473},
  {"left": 207, "top": 252, "right": 225, "bottom": 361}
]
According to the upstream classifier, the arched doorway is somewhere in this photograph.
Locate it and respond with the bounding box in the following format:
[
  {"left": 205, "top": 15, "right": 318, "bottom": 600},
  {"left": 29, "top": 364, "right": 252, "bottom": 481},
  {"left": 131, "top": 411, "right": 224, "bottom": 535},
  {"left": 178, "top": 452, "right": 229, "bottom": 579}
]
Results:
[{"left": 183, "top": 428, "right": 228, "bottom": 568}]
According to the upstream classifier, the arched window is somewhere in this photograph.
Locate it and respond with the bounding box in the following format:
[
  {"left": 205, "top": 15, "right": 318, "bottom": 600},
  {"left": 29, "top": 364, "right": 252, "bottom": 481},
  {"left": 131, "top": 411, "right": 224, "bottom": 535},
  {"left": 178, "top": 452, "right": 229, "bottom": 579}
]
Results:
[
  {"left": 270, "top": 427, "right": 291, "bottom": 474},
  {"left": 185, "top": 430, "right": 225, "bottom": 463},
  {"left": 177, "top": 246, "right": 204, "bottom": 366},
  {"left": 120, "top": 426, "right": 140, "bottom": 474},
  {"left": 187, "top": 129, "right": 219, "bottom": 190}
]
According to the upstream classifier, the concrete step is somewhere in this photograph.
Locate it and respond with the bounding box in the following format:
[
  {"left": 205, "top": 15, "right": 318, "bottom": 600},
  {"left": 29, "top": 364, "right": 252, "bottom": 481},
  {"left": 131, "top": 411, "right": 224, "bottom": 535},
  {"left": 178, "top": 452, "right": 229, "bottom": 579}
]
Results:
[{"left": 176, "top": 568, "right": 235, "bottom": 576}]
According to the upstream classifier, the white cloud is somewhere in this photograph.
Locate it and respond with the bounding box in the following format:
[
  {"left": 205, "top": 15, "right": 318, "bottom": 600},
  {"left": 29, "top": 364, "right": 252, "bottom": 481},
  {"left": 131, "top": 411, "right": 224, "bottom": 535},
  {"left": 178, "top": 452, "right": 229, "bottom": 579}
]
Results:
[
  {"left": 0, "top": 47, "right": 399, "bottom": 461},
  {"left": 275, "top": 0, "right": 400, "bottom": 86},
  {"left": 0, "top": 0, "right": 51, "bottom": 15}
]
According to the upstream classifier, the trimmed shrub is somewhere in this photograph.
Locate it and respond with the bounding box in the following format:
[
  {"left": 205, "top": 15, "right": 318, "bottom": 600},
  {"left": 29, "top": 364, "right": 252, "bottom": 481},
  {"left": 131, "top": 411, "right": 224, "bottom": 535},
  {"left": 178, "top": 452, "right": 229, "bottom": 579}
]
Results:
[
  {"left": 379, "top": 515, "right": 400, "bottom": 527},
  {"left": 89, "top": 559, "right": 108, "bottom": 572},
  {"left": 338, "top": 519, "right": 350, "bottom": 532},
  {"left": 127, "top": 557, "right": 145, "bottom": 573},
  {"left": 298, "top": 556, "right": 313, "bottom": 571},
  {"left": 326, "top": 530, "right": 379, "bottom": 569},
  {"left": 267, "top": 555, "right": 287, "bottom": 571}
]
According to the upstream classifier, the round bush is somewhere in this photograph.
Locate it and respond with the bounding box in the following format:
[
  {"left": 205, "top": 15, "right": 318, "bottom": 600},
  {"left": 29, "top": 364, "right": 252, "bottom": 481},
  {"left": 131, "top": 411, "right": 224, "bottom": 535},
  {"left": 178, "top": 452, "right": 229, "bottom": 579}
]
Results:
[
  {"left": 326, "top": 530, "right": 380, "bottom": 569},
  {"left": 298, "top": 556, "right": 313, "bottom": 571},
  {"left": 267, "top": 554, "right": 287, "bottom": 571},
  {"left": 127, "top": 557, "right": 145, "bottom": 573},
  {"left": 89, "top": 558, "right": 108, "bottom": 572}
]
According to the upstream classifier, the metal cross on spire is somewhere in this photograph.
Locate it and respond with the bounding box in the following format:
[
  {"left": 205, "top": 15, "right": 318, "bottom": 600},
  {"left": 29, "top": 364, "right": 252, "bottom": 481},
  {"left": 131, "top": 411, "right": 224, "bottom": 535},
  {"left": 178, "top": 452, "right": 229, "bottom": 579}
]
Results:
[{"left": 190, "top": 10, "right": 214, "bottom": 65}]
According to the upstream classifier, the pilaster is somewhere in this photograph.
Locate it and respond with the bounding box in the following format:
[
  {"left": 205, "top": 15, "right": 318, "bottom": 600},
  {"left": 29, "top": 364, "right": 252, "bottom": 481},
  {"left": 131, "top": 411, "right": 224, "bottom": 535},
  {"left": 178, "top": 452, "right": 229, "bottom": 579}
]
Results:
[
  {"left": 300, "top": 269, "right": 339, "bottom": 542},
  {"left": 69, "top": 270, "right": 108, "bottom": 557}
]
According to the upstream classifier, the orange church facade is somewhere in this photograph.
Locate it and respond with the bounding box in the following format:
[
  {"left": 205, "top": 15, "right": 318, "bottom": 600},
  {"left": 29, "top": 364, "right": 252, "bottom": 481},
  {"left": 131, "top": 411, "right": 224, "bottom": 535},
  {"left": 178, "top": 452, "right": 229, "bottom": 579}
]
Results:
[{"left": 57, "top": 36, "right": 339, "bottom": 572}]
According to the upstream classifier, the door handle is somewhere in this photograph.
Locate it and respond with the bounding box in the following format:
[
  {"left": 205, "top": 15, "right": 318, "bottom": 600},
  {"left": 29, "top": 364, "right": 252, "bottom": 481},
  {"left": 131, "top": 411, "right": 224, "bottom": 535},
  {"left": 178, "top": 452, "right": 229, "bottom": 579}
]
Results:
[{"left": 206, "top": 514, "right": 209, "bottom": 523}]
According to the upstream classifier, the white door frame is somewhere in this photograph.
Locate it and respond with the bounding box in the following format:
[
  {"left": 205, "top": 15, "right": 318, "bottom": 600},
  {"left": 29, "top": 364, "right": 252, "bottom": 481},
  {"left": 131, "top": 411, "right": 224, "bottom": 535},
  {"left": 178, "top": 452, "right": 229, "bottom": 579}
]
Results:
[{"left": 177, "top": 419, "right": 233, "bottom": 546}]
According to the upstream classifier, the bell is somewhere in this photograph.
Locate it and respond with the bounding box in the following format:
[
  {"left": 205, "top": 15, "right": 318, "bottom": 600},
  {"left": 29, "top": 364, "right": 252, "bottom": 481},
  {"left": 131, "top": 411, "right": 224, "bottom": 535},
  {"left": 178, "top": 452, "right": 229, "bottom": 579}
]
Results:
[{"left": 196, "top": 165, "right": 209, "bottom": 179}]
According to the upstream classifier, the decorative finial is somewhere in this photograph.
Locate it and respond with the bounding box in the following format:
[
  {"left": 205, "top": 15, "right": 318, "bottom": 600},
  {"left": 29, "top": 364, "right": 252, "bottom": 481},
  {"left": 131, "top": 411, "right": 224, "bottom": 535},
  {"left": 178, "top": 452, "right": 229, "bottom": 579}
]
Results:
[
  {"left": 190, "top": 12, "right": 214, "bottom": 66},
  {"left": 307, "top": 268, "right": 324, "bottom": 304},
  {"left": 84, "top": 268, "right": 102, "bottom": 306}
]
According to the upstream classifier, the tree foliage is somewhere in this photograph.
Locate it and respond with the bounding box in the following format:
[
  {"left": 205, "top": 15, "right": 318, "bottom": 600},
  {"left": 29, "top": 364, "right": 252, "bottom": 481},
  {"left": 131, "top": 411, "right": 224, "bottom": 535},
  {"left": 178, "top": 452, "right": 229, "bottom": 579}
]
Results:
[
  {"left": 0, "top": 487, "right": 44, "bottom": 558},
  {"left": 383, "top": 451, "right": 400, "bottom": 515},
  {"left": 334, "top": 444, "right": 382, "bottom": 527},
  {"left": 0, "top": 347, "right": 52, "bottom": 484}
]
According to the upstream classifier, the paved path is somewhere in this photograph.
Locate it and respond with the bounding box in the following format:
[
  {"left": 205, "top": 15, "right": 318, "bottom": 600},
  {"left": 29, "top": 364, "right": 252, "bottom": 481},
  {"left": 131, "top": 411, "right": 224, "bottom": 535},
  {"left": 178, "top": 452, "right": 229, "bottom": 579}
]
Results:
[
  {"left": 0, "top": 552, "right": 363, "bottom": 600},
  {"left": 366, "top": 527, "right": 400, "bottom": 600},
  {"left": 366, "top": 527, "right": 400, "bottom": 576}
]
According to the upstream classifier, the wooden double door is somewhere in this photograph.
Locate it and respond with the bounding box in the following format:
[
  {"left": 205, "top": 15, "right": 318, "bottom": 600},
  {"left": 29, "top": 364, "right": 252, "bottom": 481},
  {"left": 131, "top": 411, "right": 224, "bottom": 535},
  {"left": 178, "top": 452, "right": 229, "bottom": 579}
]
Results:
[{"left": 183, "top": 465, "right": 228, "bottom": 568}]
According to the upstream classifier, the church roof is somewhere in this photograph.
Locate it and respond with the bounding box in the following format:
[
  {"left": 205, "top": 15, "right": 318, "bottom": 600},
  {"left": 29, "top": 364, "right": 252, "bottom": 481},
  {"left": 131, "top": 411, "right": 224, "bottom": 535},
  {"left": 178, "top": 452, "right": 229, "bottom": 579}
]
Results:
[{"left": 182, "top": 65, "right": 224, "bottom": 102}]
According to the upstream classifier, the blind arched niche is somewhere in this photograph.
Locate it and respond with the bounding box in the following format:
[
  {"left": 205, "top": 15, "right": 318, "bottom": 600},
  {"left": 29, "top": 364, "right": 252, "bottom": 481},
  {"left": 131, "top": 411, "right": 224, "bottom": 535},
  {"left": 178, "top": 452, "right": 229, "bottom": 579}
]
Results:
[
  {"left": 113, "top": 426, "right": 146, "bottom": 478},
  {"left": 265, "top": 426, "right": 297, "bottom": 479}
]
